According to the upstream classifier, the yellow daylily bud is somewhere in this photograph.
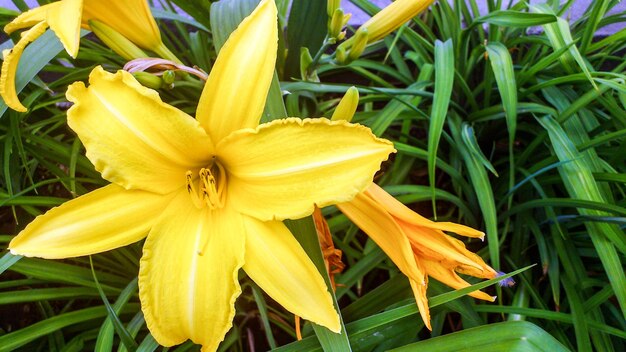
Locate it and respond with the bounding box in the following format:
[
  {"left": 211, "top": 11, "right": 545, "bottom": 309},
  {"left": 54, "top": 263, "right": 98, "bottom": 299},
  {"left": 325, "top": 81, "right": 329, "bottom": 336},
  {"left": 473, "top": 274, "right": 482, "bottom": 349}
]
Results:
[
  {"left": 360, "top": 0, "right": 434, "bottom": 44},
  {"left": 89, "top": 20, "right": 147, "bottom": 61},
  {"left": 331, "top": 86, "right": 359, "bottom": 122},
  {"left": 132, "top": 71, "right": 163, "bottom": 90},
  {"left": 337, "top": 0, "right": 434, "bottom": 63},
  {"left": 329, "top": 8, "right": 346, "bottom": 39},
  {"left": 347, "top": 27, "right": 369, "bottom": 62},
  {"left": 335, "top": 44, "right": 347, "bottom": 64},
  {"left": 327, "top": 0, "right": 341, "bottom": 17}
]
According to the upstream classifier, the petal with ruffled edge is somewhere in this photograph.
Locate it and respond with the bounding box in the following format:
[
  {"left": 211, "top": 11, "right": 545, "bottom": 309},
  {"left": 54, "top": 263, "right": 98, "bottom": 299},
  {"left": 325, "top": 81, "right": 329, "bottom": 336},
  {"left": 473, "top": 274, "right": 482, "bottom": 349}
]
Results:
[
  {"left": 9, "top": 184, "right": 169, "bottom": 259},
  {"left": 422, "top": 257, "right": 496, "bottom": 302},
  {"left": 83, "top": 0, "right": 162, "bottom": 50},
  {"left": 196, "top": 0, "right": 277, "bottom": 143},
  {"left": 242, "top": 217, "right": 340, "bottom": 332},
  {"left": 0, "top": 21, "right": 48, "bottom": 112},
  {"left": 46, "top": 0, "right": 83, "bottom": 58},
  {"left": 219, "top": 118, "right": 395, "bottom": 221},
  {"left": 66, "top": 66, "right": 214, "bottom": 194},
  {"left": 337, "top": 191, "right": 424, "bottom": 284},
  {"left": 365, "top": 183, "right": 484, "bottom": 239},
  {"left": 139, "top": 191, "right": 245, "bottom": 350}
]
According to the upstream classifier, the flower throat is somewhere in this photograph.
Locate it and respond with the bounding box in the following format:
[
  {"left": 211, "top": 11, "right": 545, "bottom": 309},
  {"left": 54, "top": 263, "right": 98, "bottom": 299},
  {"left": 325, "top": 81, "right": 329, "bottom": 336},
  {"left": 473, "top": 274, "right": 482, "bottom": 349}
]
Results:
[{"left": 185, "top": 158, "right": 226, "bottom": 210}]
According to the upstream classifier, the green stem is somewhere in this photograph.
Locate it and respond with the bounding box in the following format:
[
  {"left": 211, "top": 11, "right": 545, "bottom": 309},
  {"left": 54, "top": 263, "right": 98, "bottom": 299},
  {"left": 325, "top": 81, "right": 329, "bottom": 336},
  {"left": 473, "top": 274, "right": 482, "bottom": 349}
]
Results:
[{"left": 307, "top": 36, "right": 334, "bottom": 76}]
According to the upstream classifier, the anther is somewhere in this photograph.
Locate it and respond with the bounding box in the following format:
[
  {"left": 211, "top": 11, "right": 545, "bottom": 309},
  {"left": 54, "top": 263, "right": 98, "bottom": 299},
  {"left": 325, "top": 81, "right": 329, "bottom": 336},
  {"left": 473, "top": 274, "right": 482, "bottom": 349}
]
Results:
[{"left": 185, "top": 170, "right": 204, "bottom": 209}]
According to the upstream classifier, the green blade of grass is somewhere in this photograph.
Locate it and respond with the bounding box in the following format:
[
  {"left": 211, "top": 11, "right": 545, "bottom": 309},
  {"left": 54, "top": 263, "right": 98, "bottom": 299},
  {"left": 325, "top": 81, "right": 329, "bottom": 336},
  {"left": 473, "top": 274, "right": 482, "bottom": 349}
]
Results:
[
  {"left": 428, "top": 39, "right": 455, "bottom": 217},
  {"left": 472, "top": 10, "right": 557, "bottom": 28},
  {"left": 388, "top": 321, "right": 569, "bottom": 352}
]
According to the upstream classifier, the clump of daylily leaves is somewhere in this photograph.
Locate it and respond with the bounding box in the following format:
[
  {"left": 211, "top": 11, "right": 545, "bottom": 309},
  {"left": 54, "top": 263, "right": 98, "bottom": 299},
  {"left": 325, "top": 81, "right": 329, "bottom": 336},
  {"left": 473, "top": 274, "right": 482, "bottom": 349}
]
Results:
[{"left": 2, "top": 0, "right": 504, "bottom": 350}]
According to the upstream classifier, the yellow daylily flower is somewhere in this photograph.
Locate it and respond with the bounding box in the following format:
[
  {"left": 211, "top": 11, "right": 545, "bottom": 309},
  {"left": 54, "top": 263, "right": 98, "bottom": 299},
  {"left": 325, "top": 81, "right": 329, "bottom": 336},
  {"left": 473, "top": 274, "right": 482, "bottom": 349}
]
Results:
[
  {"left": 1, "top": 0, "right": 166, "bottom": 112},
  {"left": 337, "top": 183, "right": 498, "bottom": 330},
  {"left": 9, "top": 1, "right": 394, "bottom": 350},
  {"left": 337, "top": 0, "right": 435, "bottom": 62}
]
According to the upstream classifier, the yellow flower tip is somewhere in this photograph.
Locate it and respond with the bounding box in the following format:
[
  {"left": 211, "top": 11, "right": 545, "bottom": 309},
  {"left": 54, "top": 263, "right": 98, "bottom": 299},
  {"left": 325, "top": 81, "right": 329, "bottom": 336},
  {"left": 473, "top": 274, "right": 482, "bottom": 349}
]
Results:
[
  {"left": 489, "top": 295, "right": 497, "bottom": 302},
  {"left": 331, "top": 86, "right": 359, "bottom": 122},
  {"left": 347, "top": 27, "right": 369, "bottom": 62},
  {"left": 0, "top": 21, "right": 48, "bottom": 112}
]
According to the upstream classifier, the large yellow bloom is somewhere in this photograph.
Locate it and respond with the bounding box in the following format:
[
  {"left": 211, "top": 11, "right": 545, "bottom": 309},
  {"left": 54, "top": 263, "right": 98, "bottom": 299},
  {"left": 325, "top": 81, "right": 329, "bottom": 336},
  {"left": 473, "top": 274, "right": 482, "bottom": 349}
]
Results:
[
  {"left": 338, "top": 184, "right": 497, "bottom": 330},
  {"left": 1, "top": 0, "right": 164, "bottom": 112},
  {"left": 9, "top": 1, "right": 394, "bottom": 350}
]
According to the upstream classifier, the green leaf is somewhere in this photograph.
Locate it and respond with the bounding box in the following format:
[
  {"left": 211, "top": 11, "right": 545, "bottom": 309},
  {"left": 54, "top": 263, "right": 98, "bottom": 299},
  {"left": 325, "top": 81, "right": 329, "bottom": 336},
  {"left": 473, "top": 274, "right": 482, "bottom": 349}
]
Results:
[
  {"left": 0, "top": 251, "right": 21, "bottom": 275},
  {"left": 428, "top": 39, "right": 454, "bottom": 216},
  {"left": 388, "top": 321, "right": 569, "bottom": 352},
  {"left": 529, "top": 4, "right": 596, "bottom": 89},
  {"left": 92, "top": 257, "right": 139, "bottom": 352},
  {"left": 485, "top": 42, "right": 517, "bottom": 142},
  {"left": 283, "top": 0, "right": 327, "bottom": 80},
  {"left": 0, "top": 305, "right": 141, "bottom": 351},
  {"left": 473, "top": 10, "right": 558, "bottom": 28},
  {"left": 537, "top": 115, "right": 626, "bottom": 317}
]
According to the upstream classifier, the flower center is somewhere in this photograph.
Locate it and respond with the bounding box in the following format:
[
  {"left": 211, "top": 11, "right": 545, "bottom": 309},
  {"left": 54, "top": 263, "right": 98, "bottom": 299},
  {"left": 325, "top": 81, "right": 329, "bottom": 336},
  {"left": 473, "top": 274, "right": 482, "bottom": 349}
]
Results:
[{"left": 185, "top": 157, "right": 227, "bottom": 210}]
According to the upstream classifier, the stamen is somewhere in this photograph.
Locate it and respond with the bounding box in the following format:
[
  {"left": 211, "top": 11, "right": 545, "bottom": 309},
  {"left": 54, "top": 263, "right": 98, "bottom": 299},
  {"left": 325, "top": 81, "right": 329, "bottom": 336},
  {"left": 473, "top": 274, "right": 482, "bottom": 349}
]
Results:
[
  {"left": 185, "top": 159, "right": 227, "bottom": 214},
  {"left": 185, "top": 171, "right": 204, "bottom": 209}
]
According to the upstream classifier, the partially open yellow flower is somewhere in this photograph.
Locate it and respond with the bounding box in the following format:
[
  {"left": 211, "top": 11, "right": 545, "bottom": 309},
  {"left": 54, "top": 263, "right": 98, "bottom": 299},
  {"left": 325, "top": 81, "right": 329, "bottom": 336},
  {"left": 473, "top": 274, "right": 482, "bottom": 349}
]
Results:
[
  {"left": 1, "top": 0, "right": 165, "bottom": 112},
  {"left": 338, "top": 183, "right": 497, "bottom": 330},
  {"left": 9, "top": 1, "right": 395, "bottom": 350}
]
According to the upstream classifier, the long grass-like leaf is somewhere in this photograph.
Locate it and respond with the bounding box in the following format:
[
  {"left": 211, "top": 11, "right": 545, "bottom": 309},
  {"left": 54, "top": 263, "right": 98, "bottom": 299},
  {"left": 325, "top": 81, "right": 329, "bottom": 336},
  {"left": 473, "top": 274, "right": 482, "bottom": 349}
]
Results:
[{"left": 428, "top": 39, "right": 454, "bottom": 216}]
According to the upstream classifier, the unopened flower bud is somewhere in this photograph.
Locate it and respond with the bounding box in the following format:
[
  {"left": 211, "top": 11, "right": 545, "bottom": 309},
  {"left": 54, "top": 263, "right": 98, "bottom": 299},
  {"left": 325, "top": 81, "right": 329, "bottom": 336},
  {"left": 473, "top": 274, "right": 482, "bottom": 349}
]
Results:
[
  {"left": 89, "top": 19, "right": 147, "bottom": 61},
  {"left": 132, "top": 71, "right": 163, "bottom": 90},
  {"left": 327, "top": 0, "right": 341, "bottom": 17},
  {"left": 331, "top": 86, "right": 359, "bottom": 122},
  {"left": 347, "top": 27, "right": 369, "bottom": 62},
  {"left": 329, "top": 8, "right": 346, "bottom": 39},
  {"left": 162, "top": 70, "right": 176, "bottom": 85}
]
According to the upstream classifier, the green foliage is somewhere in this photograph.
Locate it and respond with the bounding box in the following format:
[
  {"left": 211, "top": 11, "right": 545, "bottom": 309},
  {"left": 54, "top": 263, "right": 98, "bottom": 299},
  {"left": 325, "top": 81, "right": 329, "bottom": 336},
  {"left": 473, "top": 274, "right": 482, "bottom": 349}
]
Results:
[{"left": 1, "top": 0, "right": 625, "bottom": 351}]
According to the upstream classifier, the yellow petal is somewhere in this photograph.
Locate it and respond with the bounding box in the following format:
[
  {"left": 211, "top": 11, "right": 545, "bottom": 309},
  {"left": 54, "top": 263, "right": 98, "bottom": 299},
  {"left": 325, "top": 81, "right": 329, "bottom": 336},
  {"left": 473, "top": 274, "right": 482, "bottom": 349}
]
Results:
[
  {"left": 337, "top": 191, "right": 424, "bottom": 284},
  {"left": 219, "top": 118, "right": 395, "bottom": 221},
  {"left": 9, "top": 184, "right": 169, "bottom": 259},
  {"left": 443, "top": 236, "right": 498, "bottom": 279},
  {"left": 139, "top": 191, "right": 245, "bottom": 350},
  {"left": 366, "top": 183, "right": 485, "bottom": 239},
  {"left": 0, "top": 21, "right": 48, "bottom": 112},
  {"left": 83, "top": 0, "right": 162, "bottom": 51},
  {"left": 196, "top": 0, "right": 277, "bottom": 142},
  {"left": 402, "top": 223, "right": 484, "bottom": 271},
  {"left": 409, "top": 273, "right": 432, "bottom": 331},
  {"left": 422, "top": 258, "right": 496, "bottom": 302},
  {"left": 66, "top": 66, "right": 213, "bottom": 194},
  {"left": 46, "top": 0, "right": 83, "bottom": 58},
  {"left": 4, "top": 4, "right": 51, "bottom": 34},
  {"left": 242, "top": 217, "right": 340, "bottom": 332}
]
